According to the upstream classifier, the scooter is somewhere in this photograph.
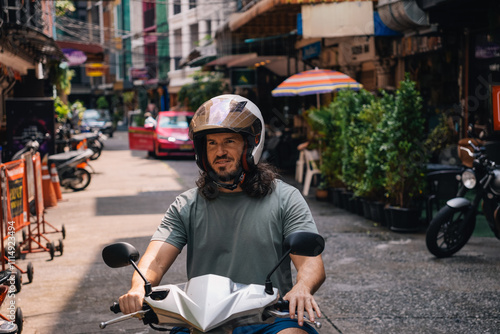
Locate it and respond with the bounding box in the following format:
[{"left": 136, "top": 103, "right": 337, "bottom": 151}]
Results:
[
  {"left": 100, "top": 231, "right": 325, "bottom": 332},
  {"left": 48, "top": 149, "right": 94, "bottom": 191},
  {"left": 426, "top": 140, "right": 500, "bottom": 258},
  {"left": 71, "top": 132, "right": 106, "bottom": 161}
]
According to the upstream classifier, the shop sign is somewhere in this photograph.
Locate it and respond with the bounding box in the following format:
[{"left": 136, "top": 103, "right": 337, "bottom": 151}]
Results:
[
  {"left": 231, "top": 69, "right": 255, "bottom": 87},
  {"left": 303, "top": 42, "right": 321, "bottom": 60},
  {"left": 492, "top": 85, "right": 500, "bottom": 131},
  {"left": 475, "top": 43, "right": 500, "bottom": 59},
  {"left": 62, "top": 48, "right": 87, "bottom": 66},
  {"left": 130, "top": 67, "right": 150, "bottom": 80},
  {"left": 85, "top": 63, "right": 105, "bottom": 77}
]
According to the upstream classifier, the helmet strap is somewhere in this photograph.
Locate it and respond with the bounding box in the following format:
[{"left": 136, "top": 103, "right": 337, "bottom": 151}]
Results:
[{"left": 208, "top": 168, "right": 245, "bottom": 191}]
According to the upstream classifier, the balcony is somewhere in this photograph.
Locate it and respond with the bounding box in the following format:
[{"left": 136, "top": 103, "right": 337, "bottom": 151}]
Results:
[{"left": 0, "top": 0, "right": 46, "bottom": 33}]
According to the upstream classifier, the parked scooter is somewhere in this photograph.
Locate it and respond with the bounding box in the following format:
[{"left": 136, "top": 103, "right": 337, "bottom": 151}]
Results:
[
  {"left": 48, "top": 149, "right": 94, "bottom": 191},
  {"left": 100, "top": 231, "right": 324, "bottom": 332},
  {"left": 71, "top": 132, "right": 106, "bottom": 161},
  {"left": 426, "top": 140, "right": 500, "bottom": 258}
]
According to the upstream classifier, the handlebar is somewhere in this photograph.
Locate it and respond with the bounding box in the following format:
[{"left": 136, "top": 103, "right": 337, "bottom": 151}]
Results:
[{"left": 265, "top": 309, "right": 322, "bottom": 329}]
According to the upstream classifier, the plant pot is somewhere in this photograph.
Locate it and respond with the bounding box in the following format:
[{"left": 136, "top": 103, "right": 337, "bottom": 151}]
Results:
[
  {"left": 332, "top": 188, "right": 344, "bottom": 208},
  {"left": 369, "top": 201, "right": 387, "bottom": 227},
  {"left": 340, "top": 191, "right": 352, "bottom": 211},
  {"left": 386, "top": 206, "right": 422, "bottom": 232},
  {"left": 315, "top": 189, "right": 329, "bottom": 201},
  {"left": 361, "top": 199, "right": 372, "bottom": 220},
  {"left": 354, "top": 197, "right": 364, "bottom": 216},
  {"left": 347, "top": 193, "right": 357, "bottom": 214}
]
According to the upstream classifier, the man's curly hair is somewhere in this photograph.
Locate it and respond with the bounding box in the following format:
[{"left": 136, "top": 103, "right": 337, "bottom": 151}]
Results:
[{"left": 196, "top": 162, "right": 279, "bottom": 200}]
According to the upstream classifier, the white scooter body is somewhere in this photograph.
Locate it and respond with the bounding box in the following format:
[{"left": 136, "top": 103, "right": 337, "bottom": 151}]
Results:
[
  {"left": 147, "top": 274, "right": 278, "bottom": 332},
  {"left": 101, "top": 232, "right": 325, "bottom": 332}
]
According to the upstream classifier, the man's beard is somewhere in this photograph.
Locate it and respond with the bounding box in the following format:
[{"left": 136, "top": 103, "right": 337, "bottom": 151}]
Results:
[{"left": 212, "top": 157, "right": 242, "bottom": 182}]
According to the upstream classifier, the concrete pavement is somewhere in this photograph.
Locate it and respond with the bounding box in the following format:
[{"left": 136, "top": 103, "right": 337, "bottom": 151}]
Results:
[{"left": 6, "top": 130, "right": 500, "bottom": 334}]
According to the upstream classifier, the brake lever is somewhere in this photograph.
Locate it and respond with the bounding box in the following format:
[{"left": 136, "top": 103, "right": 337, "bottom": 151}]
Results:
[
  {"left": 265, "top": 309, "right": 322, "bottom": 329},
  {"left": 99, "top": 310, "right": 147, "bottom": 329}
]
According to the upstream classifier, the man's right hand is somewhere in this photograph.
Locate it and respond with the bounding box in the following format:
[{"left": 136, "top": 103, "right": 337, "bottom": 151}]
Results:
[{"left": 118, "top": 288, "right": 145, "bottom": 314}]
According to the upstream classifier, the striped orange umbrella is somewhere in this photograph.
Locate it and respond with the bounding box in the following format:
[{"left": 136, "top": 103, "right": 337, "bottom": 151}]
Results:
[{"left": 271, "top": 68, "right": 362, "bottom": 107}]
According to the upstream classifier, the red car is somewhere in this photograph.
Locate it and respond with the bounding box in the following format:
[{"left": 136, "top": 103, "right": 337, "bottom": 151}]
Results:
[{"left": 128, "top": 111, "right": 195, "bottom": 158}]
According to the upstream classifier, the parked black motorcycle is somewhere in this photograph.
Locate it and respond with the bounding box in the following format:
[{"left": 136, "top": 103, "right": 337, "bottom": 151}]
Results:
[{"left": 426, "top": 141, "right": 500, "bottom": 258}]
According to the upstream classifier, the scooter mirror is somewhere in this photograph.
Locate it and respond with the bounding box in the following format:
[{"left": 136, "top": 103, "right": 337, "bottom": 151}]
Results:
[
  {"left": 284, "top": 232, "right": 325, "bottom": 257},
  {"left": 102, "top": 242, "right": 140, "bottom": 268}
]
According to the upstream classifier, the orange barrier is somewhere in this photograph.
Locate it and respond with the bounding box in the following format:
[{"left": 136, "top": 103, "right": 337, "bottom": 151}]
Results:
[
  {"left": 50, "top": 163, "right": 62, "bottom": 201},
  {"left": 22, "top": 153, "right": 64, "bottom": 260},
  {"left": 41, "top": 161, "right": 57, "bottom": 208},
  {"left": 0, "top": 158, "right": 34, "bottom": 283},
  {"left": 1, "top": 160, "right": 30, "bottom": 233}
]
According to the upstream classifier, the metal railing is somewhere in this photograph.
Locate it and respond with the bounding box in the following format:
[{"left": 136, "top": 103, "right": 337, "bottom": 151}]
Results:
[{"left": 0, "top": 0, "right": 46, "bottom": 32}]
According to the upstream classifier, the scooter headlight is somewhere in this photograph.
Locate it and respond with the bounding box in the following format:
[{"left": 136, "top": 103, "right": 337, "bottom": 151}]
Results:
[{"left": 462, "top": 169, "right": 476, "bottom": 189}]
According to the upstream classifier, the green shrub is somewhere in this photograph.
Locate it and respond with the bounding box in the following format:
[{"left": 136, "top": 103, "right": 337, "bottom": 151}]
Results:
[
  {"left": 382, "top": 75, "right": 427, "bottom": 208},
  {"left": 337, "top": 89, "right": 376, "bottom": 192},
  {"left": 356, "top": 91, "right": 394, "bottom": 199}
]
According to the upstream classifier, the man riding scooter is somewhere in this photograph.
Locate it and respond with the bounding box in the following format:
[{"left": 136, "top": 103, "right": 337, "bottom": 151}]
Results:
[{"left": 119, "top": 95, "right": 326, "bottom": 333}]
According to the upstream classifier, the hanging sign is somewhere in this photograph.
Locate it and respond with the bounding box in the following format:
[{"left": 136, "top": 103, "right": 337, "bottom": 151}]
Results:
[
  {"left": 62, "top": 48, "right": 87, "bottom": 66},
  {"left": 85, "top": 63, "right": 105, "bottom": 77}
]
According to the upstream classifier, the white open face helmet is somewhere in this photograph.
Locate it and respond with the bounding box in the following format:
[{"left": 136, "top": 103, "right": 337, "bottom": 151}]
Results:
[{"left": 189, "top": 94, "right": 265, "bottom": 173}]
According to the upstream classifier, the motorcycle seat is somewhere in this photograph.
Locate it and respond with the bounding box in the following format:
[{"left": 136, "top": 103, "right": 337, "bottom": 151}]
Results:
[
  {"left": 48, "top": 149, "right": 93, "bottom": 164},
  {"left": 72, "top": 133, "right": 98, "bottom": 141}
]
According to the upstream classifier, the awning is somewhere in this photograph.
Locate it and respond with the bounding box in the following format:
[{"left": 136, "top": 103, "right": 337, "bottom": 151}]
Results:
[
  {"left": 180, "top": 43, "right": 217, "bottom": 68},
  {"left": 207, "top": 53, "right": 305, "bottom": 77},
  {"left": 206, "top": 53, "right": 258, "bottom": 67},
  {"left": 228, "top": 0, "right": 301, "bottom": 37},
  {"left": 187, "top": 55, "right": 218, "bottom": 67},
  {"left": 229, "top": 0, "right": 374, "bottom": 37},
  {"left": 56, "top": 40, "right": 104, "bottom": 55}
]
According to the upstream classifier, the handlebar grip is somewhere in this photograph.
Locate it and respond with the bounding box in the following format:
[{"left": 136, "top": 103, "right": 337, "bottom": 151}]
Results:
[
  {"left": 110, "top": 302, "right": 121, "bottom": 314},
  {"left": 274, "top": 300, "right": 289, "bottom": 311}
]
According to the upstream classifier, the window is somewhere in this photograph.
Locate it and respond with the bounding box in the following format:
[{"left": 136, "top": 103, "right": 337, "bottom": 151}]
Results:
[
  {"left": 189, "top": 0, "right": 197, "bottom": 9},
  {"left": 190, "top": 24, "right": 199, "bottom": 49},
  {"left": 173, "top": 0, "right": 181, "bottom": 15}
]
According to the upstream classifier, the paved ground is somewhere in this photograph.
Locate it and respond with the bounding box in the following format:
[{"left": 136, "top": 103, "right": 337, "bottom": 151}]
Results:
[{"left": 6, "top": 130, "right": 500, "bottom": 334}]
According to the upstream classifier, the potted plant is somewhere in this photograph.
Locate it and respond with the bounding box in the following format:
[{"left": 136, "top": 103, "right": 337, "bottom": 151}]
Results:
[
  {"left": 358, "top": 92, "right": 395, "bottom": 226},
  {"left": 381, "top": 75, "right": 427, "bottom": 232},
  {"left": 315, "top": 181, "right": 329, "bottom": 201},
  {"left": 337, "top": 89, "right": 376, "bottom": 215},
  {"left": 303, "top": 104, "right": 344, "bottom": 205}
]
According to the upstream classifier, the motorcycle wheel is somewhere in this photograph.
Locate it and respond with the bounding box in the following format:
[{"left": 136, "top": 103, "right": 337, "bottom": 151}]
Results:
[
  {"left": 68, "top": 168, "right": 91, "bottom": 191},
  {"left": 90, "top": 147, "right": 102, "bottom": 160},
  {"left": 426, "top": 205, "right": 476, "bottom": 258}
]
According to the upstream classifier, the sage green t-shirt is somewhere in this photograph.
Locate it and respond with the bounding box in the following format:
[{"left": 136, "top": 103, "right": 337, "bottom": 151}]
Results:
[{"left": 151, "top": 179, "right": 318, "bottom": 295}]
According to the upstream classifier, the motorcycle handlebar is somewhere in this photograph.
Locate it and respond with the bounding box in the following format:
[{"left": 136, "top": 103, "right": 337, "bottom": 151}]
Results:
[{"left": 274, "top": 300, "right": 289, "bottom": 311}]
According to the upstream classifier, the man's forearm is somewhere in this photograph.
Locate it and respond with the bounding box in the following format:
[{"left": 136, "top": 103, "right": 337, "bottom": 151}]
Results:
[
  {"left": 291, "top": 255, "right": 326, "bottom": 294},
  {"left": 130, "top": 241, "right": 181, "bottom": 291}
]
